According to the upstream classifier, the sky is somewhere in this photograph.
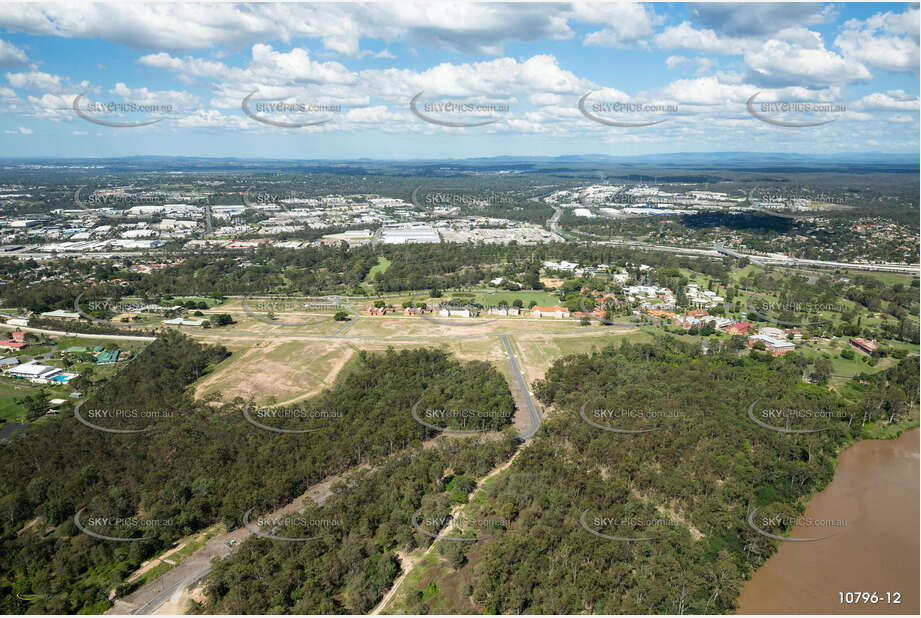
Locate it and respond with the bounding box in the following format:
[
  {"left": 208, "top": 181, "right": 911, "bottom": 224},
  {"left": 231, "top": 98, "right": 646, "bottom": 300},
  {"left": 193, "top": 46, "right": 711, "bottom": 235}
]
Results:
[{"left": 0, "top": 1, "right": 918, "bottom": 159}]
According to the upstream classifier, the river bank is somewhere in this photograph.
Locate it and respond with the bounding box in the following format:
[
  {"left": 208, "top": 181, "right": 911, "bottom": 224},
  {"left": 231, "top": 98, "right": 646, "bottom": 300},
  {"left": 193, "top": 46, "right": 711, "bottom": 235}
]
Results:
[{"left": 737, "top": 427, "right": 919, "bottom": 614}]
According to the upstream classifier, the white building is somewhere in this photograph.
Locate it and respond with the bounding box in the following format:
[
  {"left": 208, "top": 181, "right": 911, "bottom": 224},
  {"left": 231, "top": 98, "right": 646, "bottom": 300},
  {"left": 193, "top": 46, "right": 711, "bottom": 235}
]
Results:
[
  {"left": 543, "top": 260, "right": 579, "bottom": 272},
  {"left": 379, "top": 226, "right": 440, "bottom": 244},
  {"left": 8, "top": 361, "right": 62, "bottom": 383},
  {"left": 438, "top": 307, "right": 472, "bottom": 318}
]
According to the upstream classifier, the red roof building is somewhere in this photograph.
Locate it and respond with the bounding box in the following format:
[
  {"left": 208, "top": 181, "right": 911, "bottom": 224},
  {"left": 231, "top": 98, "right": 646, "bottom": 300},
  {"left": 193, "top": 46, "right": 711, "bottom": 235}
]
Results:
[
  {"left": 726, "top": 321, "right": 753, "bottom": 335},
  {"left": 849, "top": 337, "right": 878, "bottom": 355}
]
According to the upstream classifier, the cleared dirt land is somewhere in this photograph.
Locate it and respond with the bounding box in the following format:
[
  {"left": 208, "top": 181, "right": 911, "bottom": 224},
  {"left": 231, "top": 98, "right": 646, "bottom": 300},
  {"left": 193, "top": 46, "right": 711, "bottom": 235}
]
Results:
[{"left": 194, "top": 339, "right": 354, "bottom": 405}]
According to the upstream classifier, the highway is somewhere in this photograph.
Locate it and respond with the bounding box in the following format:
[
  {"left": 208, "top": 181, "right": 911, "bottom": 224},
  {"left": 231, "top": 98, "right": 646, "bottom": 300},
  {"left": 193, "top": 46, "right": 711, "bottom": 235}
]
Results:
[{"left": 545, "top": 208, "right": 918, "bottom": 274}]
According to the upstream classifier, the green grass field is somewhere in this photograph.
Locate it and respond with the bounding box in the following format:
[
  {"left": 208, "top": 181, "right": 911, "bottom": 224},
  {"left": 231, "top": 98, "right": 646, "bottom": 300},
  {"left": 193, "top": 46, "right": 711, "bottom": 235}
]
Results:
[
  {"left": 365, "top": 256, "right": 392, "bottom": 280},
  {"left": 0, "top": 381, "right": 32, "bottom": 423}
]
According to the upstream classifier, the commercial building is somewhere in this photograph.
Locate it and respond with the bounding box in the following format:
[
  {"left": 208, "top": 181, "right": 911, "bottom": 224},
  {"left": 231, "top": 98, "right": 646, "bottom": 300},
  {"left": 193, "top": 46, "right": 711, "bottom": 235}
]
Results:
[
  {"left": 748, "top": 334, "right": 795, "bottom": 356},
  {"left": 7, "top": 361, "right": 62, "bottom": 383},
  {"left": 377, "top": 225, "right": 440, "bottom": 245},
  {"left": 162, "top": 317, "right": 206, "bottom": 327},
  {"left": 40, "top": 309, "right": 81, "bottom": 320}
]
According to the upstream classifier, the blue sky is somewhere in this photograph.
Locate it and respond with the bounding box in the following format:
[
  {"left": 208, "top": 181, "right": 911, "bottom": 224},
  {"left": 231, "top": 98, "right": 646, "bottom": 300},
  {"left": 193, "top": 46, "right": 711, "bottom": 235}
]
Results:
[{"left": 0, "top": 2, "right": 917, "bottom": 158}]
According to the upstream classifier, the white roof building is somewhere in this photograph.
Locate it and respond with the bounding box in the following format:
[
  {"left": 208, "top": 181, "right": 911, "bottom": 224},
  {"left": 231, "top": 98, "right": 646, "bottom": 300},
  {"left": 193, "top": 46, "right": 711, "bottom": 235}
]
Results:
[{"left": 8, "top": 361, "right": 62, "bottom": 382}]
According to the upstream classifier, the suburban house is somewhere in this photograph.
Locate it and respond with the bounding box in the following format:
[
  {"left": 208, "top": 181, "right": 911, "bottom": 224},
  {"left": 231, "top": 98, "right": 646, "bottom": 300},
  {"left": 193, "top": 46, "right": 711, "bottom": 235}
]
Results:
[
  {"left": 402, "top": 306, "right": 428, "bottom": 316},
  {"left": 0, "top": 339, "right": 28, "bottom": 352},
  {"left": 748, "top": 334, "right": 795, "bottom": 356},
  {"left": 487, "top": 306, "right": 520, "bottom": 316},
  {"left": 530, "top": 306, "right": 571, "bottom": 319},
  {"left": 849, "top": 337, "right": 878, "bottom": 355}
]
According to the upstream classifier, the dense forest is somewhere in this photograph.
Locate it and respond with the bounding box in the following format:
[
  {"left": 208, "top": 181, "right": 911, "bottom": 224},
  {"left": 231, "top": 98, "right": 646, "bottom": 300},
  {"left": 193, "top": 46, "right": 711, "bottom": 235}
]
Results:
[
  {"left": 197, "top": 436, "right": 519, "bottom": 614},
  {"left": 0, "top": 333, "right": 513, "bottom": 614},
  {"left": 388, "top": 339, "right": 918, "bottom": 614}
]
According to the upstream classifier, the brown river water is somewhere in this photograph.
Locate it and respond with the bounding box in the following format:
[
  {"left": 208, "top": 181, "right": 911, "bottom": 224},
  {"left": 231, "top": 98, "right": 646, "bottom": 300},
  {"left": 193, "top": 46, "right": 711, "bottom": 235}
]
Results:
[{"left": 737, "top": 428, "right": 919, "bottom": 615}]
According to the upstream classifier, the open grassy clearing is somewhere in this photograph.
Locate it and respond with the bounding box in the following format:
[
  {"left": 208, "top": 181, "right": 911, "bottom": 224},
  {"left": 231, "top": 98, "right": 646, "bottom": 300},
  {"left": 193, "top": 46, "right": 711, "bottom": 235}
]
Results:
[
  {"left": 0, "top": 381, "right": 33, "bottom": 423},
  {"left": 193, "top": 339, "right": 354, "bottom": 405},
  {"left": 344, "top": 314, "right": 594, "bottom": 338},
  {"left": 512, "top": 328, "right": 653, "bottom": 386}
]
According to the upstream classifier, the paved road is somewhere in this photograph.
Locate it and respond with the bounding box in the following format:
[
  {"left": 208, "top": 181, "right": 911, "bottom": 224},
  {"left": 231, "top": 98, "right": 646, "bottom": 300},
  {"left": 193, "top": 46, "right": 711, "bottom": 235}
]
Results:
[
  {"left": 500, "top": 334, "right": 541, "bottom": 440},
  {"left": 108, "top": 473, "right": 345, "bottom": 615}
]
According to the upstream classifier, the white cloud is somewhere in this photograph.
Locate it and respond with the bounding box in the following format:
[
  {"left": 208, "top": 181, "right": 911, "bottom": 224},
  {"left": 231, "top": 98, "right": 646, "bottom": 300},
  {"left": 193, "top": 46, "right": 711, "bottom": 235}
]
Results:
[
  {"left": 688, "top": 3, "right": 837, "bottom": 38},
  {"left": 666, "top": 55, "right": 689, "bottom": 70},
  {"left": 745, "top": 37, "right": 872, "bottom": 86},
  {"left": 853, "top": 90, "right": 919, "bottom": 112},
  {"left": 654, "top": 22, "right": 757, "bottom": 55},
  {"left": 835, "top": 7, "right": 920, "bottom": 73},
  {"left": 6, "top": 70, "right": 63, "bottom": 92},
  {"left": 573, "top": 2, "right": 659, "bottom": 48},
  {"left": 0, "top": 38, "right": 28, "bottom": 67},
  {"left": 695, "top": 58, "right": 715, "bottom": 74},
  {"left": 0, "top": 3, "right": 575, "bottom": 56},
  {"left": 5, "top": 126, "right": 31, "bottom": 134}
]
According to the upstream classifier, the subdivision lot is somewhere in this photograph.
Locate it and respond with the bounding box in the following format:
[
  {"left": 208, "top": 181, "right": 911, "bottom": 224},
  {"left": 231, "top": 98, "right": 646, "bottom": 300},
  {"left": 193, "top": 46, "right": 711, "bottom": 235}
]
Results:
[{"left": 194, "top": 339, "right": 354, "bottom": 406}]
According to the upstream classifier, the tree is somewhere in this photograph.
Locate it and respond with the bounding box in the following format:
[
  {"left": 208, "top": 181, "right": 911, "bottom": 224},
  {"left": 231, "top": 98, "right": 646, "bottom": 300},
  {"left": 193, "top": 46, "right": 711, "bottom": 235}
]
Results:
[
  {"left": 812, "top": 359, "right": 832, "bottom": 385},
  {"left": 333, "top": 311, "right": 349, "bottom": 321},
  {"left": 19, "top": 390, "right": 50, "bottom": 421},
  {"left": 214, "top": 313, "right": 234, "bottom": 326}
]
